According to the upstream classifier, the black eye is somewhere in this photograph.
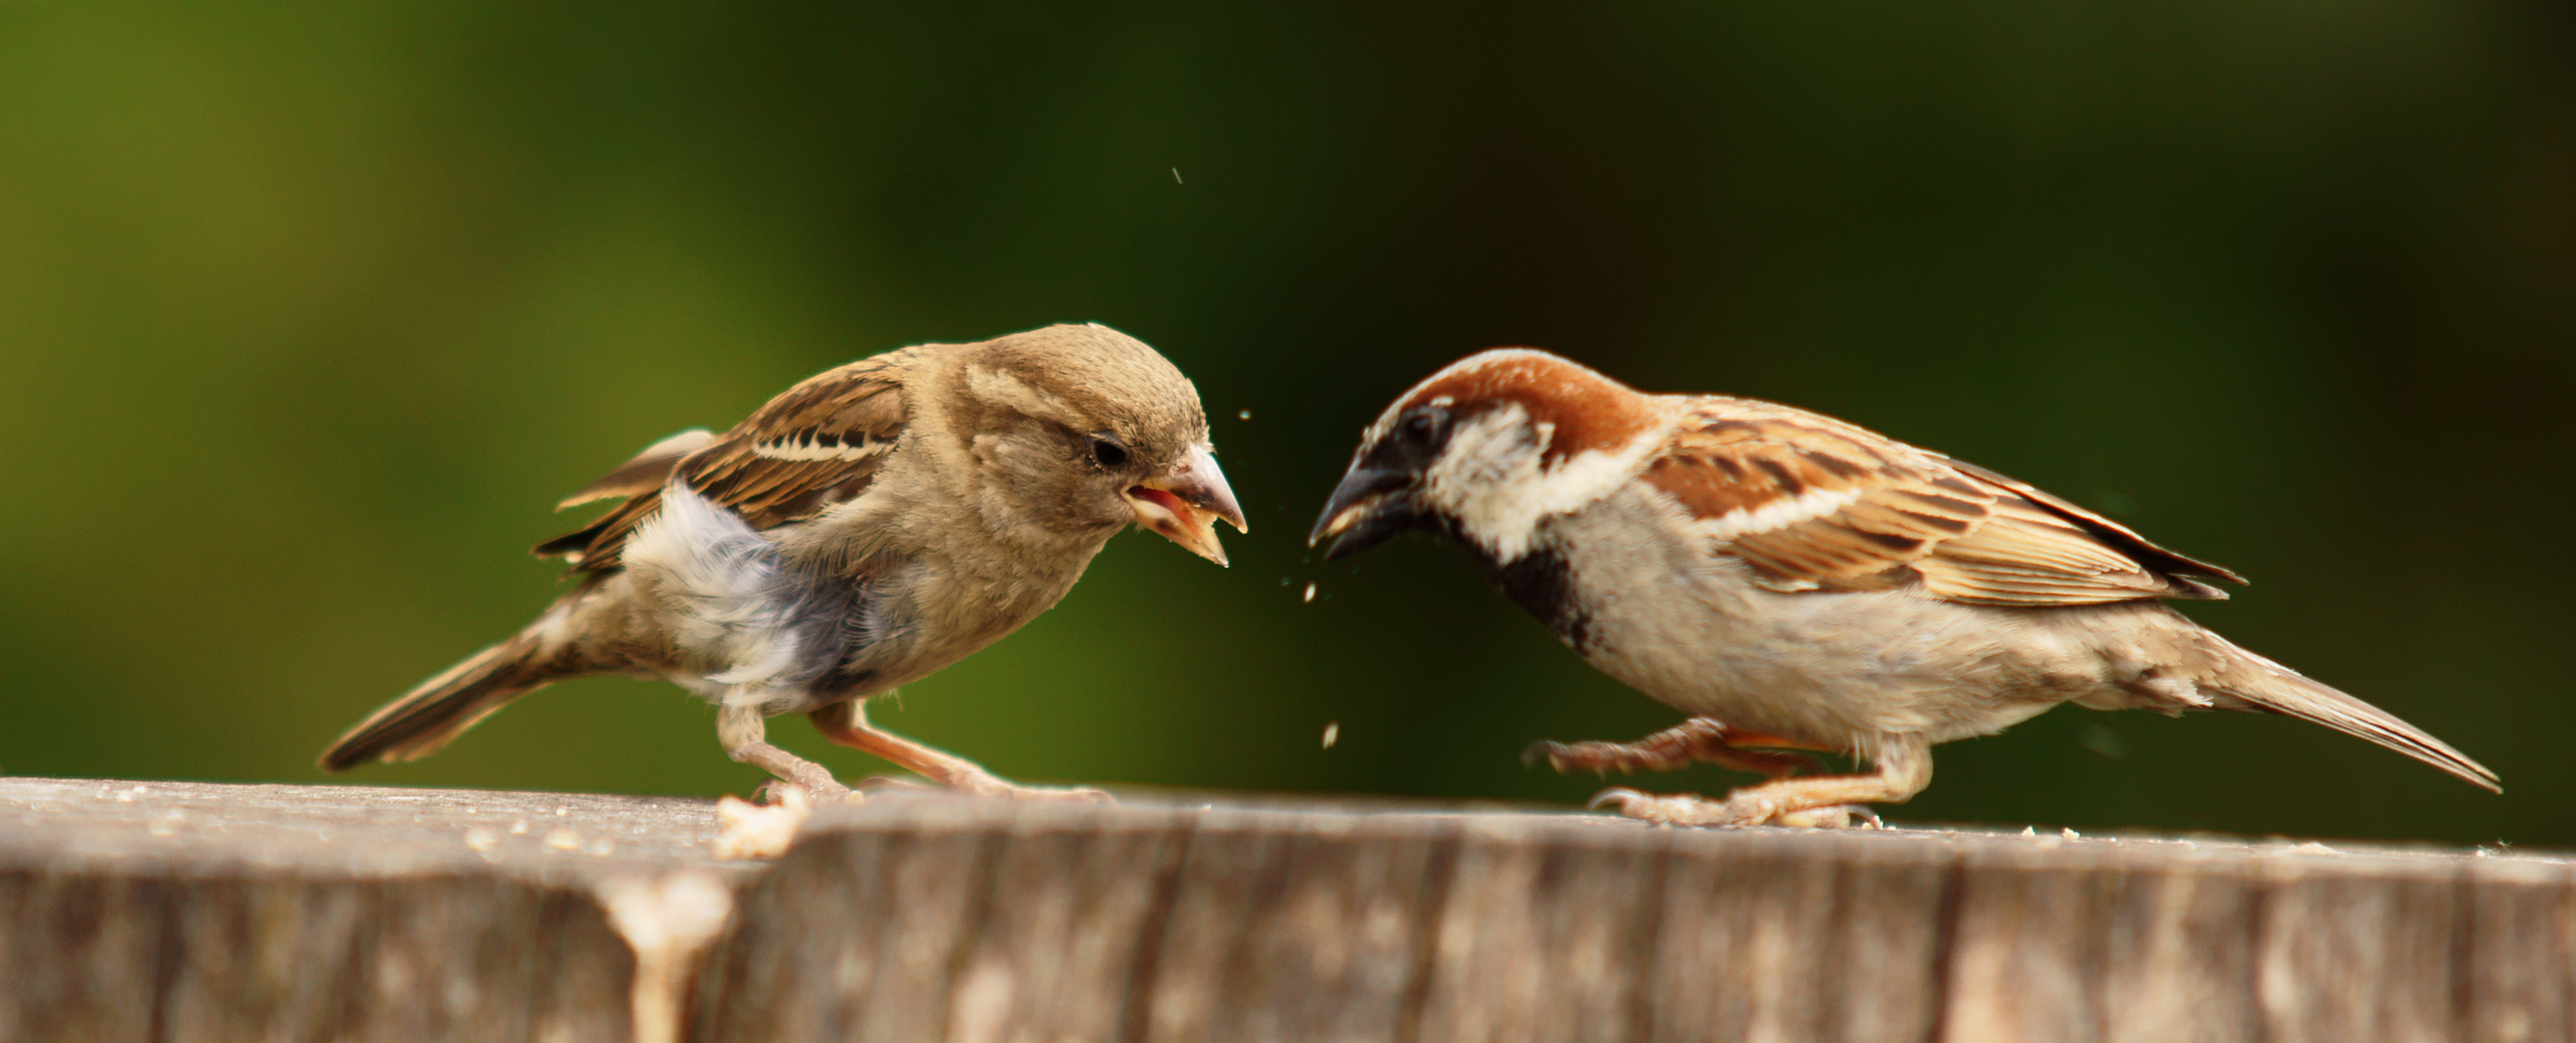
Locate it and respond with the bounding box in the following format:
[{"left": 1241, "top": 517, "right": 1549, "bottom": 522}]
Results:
[
  {"left": 1090, "top": 436, "right": 1129, "bottom": 468},
  {"left": 1400, "top": 409, "right": 1444, "bottom": 444}
]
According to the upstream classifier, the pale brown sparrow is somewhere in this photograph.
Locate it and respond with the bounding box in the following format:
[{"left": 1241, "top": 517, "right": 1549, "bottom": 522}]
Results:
[
  {"left": 1312, "top": 349, "right": 2495, "bottom": 827},
  {"left": 323, "top": 323, "right": 1245, "bottom": 801}
]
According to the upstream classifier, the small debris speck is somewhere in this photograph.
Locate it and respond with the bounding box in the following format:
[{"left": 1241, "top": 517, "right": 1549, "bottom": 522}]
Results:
[
  {"left": 508, "top": 819, "right": 529, "bottom": 835},
  {"left": 546, "top": 830, "right": 582, "bottom": 851},
  {"left": 2061, "top": 828, "right": 2081, "bottom": 840},
  {"left": 2020, "top": 826, "right": 2036, "bottom": 837},
  {"left": 586, "top": 837, "right": 616, "bottom": 857},
  {"left": 1237, "top": 409, "right": 1252, "bottom": 420},
  {"left": 1172, "top": 167, "right": 1183, "bottom": 184},
  {"left": 553, "top": 805, "right": 570, "bottom": 817},
  {"left": 1302, "top": 582, "right": 1316, "bottom": 604},
  {"left": 1321, "top": 722, "right": 1340, "bottom": 749},
  {"left": 464, "top": 829, "right": 499, "bottom": 858}
]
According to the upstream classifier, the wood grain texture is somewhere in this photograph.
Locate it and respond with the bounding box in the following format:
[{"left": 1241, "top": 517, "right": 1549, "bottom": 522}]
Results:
[
  {"left": 695, "top": 800, "right": 2576, "bottom": 1043},
  {"left": 2, "top": 778, "right": 2570, "bottom": 1042},
  {"left": 0, "top": 777, "right": 755, "bottom": 1043}
]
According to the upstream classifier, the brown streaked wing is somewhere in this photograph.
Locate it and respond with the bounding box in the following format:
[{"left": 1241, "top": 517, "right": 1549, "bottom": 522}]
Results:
[
  {"left": 1640, "top": 398, "right": 2241, "bottom": 606},
  {"left": 536, "top": 353, "right": 911, "bottom": 573},
  {"left": 1940, "top": 458, "right": 2243, "bottom": 590}
]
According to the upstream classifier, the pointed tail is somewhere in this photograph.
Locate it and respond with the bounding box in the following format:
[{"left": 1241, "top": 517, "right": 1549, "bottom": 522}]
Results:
[
  {"left": 319, "top": 629, "right": 556, "bottom": 772},
  {"left": 2206, "top": 637, "right": 2499, "bottom": 792}
]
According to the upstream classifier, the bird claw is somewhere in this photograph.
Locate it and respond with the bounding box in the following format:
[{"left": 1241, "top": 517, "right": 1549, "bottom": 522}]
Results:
[
  {"left": 848, "top": 772, "right": 1113, "bottom": 803},
  {"left": 1587, "top": 786, "right": 1764, "bottom": 826},
  {"left": 1526, "top": 720, "right": 1822, "bottom": 779},
  {"left": 757, "top": 778, "right": 858, "bottom": 805},
  {"left": 938, "top": 773, "right": 1116, "bottom": 803},
  {"left": 986, "top": 783, "right": 1116, "bottom": 803},
  {"left": 1522, "top": 739, "right": 1576, "bottom": 772},
  {"left": 1588, "top": 787, "right": 1880, "bottom": 830},
  {"left": 1588, "top": 786, "right": 1647, "bottom": 812},
  {"left": 1527, "top": 737, "right": 1662, "bottom": 775},
  {"left": 1776, "top": 803, "right": 1884, "bottom": 830}
]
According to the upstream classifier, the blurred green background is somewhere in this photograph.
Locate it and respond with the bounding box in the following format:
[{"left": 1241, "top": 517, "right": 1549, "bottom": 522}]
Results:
[{"left": 3, "top": 3, "right": 2568, "bottom": 845}]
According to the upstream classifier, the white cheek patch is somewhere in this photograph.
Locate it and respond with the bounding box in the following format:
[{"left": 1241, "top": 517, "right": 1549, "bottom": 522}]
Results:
[
  {"left": 1424, "top": 405, "right": 1674, "bottom": 562},
  {"left": 1689, "top": 486, "right": 1863, "bottom": 541},
  {"left": 623, "top": 484, "right": 803, "bottom": 698}
]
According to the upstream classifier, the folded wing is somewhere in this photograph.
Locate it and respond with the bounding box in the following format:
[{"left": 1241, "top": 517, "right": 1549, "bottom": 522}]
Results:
[
  {"left": 538, "top": 352, "right": 911, "bottom": 572},
  {"left": 1640, "top": 397, "right": 2244, "bottom": 606}
]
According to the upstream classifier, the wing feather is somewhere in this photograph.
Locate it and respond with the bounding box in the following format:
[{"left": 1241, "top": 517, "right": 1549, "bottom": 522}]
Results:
[
  {"left": 537, "top": 352, "right": 911, "bottom": 573},
  {"left": 1641, "top": 397, "right": 2243, "bottom": 607}
]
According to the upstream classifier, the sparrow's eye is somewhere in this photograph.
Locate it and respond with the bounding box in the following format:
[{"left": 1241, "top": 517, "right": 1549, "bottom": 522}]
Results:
[
  {"left": 1399, "top": 408, "right": 1446, "bottom": 445},
  {"left": 1090, "top": 436, "right": 1129, "bottom": 468}
]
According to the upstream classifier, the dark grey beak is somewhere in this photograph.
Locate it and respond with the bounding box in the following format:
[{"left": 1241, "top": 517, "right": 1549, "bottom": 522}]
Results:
[{"left": 1308, "top": 466, "right": 1420, "bottom": 560}]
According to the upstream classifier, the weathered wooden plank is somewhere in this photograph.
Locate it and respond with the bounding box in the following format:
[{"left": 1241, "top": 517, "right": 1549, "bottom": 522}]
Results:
[
  {"left": 2463, "top": 858, "right": 2576, "bottom": 1043},
  {"left": 0, "top": 778, "right": 753, "bottom": 1043},
  {"left": 694, "top": 801, "right": 2576, "bottom": 1043},
  {"left": 5, "top": 778, "right": 2573, "bottom": 1043}
]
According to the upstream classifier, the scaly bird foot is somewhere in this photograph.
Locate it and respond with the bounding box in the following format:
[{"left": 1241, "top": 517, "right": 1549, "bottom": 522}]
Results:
[
  {"left": 977, "top": 781, "right": 1115, "bottom": 803},
  {"left": 1588, "top": 787, "right": 1882, "bottom": 830},
  {"left": 757, "top": 778, "right": 858, "bottom": 805},
  {"left": 1527, "top": 718, "right": 1825, "bottom": 779},
  {"left": 927, "top": 770, "right": 1115, "bottom": 803}
]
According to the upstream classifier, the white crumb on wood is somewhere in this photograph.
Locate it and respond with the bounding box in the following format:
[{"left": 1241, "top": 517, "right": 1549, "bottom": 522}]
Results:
[
  {"left": 1321, "top": 721, "right": 1340, "bottom": 749},
  {"left": 712, "top": 786, "right": 813, "bottom": 860}
]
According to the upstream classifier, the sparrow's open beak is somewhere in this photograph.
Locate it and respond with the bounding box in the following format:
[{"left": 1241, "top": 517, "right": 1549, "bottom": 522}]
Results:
[
  {"left": 1123, "top": 443, "right": 1248, "bottom": 566},
  {"left": 1308, "top": 465, "right": 1419, "bottom": 560}
]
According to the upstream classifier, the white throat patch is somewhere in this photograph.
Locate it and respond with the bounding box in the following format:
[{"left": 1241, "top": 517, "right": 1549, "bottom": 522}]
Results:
[{"left": 1424, "top": 403, "right": 1674, "bottom": 562}]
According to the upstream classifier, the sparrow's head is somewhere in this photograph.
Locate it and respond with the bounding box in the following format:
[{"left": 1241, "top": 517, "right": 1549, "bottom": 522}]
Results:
[
  {"left": 954, "top": 324, "right": 1246, "bottom": 564},
  {"left": 1310, "top": 349, "right": 1670, "bottom": 563}
]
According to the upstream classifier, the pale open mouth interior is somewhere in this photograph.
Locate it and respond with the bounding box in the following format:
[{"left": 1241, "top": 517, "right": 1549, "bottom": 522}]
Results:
[{"left": 1126, "top": 485, "right": 1190, "bottom": 522}]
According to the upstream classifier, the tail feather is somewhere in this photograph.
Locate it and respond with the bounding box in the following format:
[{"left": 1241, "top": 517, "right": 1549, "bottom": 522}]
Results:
[
  {"left": 2211, "top": 642, "right": 2500, "bottom": 793},
  {"left": 318, "top": 633, "right": 552, "bottom": 772}
]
